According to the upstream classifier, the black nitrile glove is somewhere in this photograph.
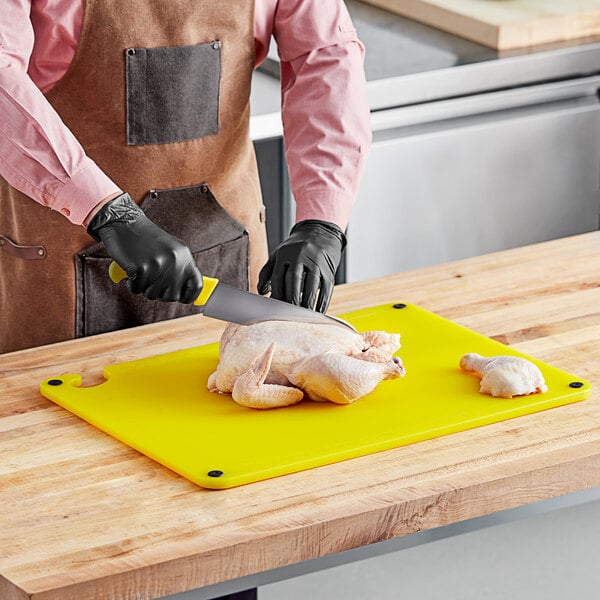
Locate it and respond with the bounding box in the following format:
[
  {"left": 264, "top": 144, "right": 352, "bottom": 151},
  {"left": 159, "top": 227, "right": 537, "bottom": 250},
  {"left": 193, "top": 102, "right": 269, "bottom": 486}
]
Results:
[
  {"left": 87, "top": 192, "right": 203, "bottom": 304},
  {"left": 257, "top": 219, "right": 346, "bottom": 313}
]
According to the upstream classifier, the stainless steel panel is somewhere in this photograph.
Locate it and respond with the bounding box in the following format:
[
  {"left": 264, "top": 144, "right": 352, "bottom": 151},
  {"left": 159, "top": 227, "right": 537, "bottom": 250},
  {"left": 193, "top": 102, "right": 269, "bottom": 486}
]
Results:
[
  {"left": 346, "top": 82, "right": 600, "bottom": 283},
  {"left": 370, "top": 76, "right": 600, "bottom": 131}
]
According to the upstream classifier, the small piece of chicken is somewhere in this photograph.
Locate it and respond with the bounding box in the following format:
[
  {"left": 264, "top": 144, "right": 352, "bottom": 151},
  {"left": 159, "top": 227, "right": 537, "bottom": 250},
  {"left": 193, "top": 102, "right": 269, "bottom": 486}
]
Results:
[
  {"left": 460, "top": 353, "right": 548, "bottom": 399},
  {"left": 208, "top": 321, "right": 405, "bottom": 409}
]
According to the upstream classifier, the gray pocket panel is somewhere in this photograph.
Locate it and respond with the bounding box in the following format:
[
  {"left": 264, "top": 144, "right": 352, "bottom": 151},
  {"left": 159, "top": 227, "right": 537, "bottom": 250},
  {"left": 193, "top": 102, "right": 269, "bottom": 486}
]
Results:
[{"left": 125, "top": 41, "right": 221, "bottom": 145}]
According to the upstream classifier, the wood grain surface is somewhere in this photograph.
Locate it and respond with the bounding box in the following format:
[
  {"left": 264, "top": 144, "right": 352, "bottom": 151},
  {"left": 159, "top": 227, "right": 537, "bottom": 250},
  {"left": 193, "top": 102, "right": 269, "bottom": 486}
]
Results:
[
  {"left": 1, "top": 232, "right": 600, "bottom": 600},
  {"left": 358, "top": 0, "right": 600, "bottom": 50}
]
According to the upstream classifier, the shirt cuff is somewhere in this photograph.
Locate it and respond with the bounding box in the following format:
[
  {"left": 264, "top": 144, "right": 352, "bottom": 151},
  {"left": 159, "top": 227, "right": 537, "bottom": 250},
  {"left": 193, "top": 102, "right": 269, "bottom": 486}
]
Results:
[
  {"left": 50, "top": 159, "right": 122, "bottom": 225},
  {"left": 294, "top": 189, "right": 354, "bottom": 231}
]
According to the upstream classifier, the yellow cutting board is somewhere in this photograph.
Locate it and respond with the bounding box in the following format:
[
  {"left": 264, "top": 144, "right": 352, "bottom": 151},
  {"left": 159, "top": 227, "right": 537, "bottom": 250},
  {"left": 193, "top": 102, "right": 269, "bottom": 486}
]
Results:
[
  {"left": 40, "top": 304, "right": 591, "bottom": 489},
  {"left": 359, "top": 0, "right": 600, "bottom": 50}
]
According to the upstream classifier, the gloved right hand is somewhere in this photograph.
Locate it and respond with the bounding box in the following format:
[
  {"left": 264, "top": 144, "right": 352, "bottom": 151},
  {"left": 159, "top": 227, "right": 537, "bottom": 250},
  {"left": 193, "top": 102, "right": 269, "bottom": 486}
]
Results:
[{"left": 87, "top": 192, "right": 203, "bottom": 304}]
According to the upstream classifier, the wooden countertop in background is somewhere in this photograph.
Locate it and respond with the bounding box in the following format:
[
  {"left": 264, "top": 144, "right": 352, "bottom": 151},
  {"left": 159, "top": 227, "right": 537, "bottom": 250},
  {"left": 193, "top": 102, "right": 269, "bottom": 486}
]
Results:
[
  {"left": 1, "top": 232, "right": 600, "bottom": 600},
  {"left": 358, "top": 0, "right": 600, "bottom": 50}
]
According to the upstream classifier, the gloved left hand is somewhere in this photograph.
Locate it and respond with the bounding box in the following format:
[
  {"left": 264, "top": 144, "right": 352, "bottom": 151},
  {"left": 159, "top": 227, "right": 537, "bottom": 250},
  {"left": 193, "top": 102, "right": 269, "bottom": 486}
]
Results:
[{"left": 257, "top": 219, "right": 346, "bottom": 313}]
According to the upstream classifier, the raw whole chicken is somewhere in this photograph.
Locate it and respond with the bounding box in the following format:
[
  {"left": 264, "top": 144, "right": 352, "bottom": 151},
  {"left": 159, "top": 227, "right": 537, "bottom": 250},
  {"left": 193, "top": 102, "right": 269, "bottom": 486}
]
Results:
[
  {"left": 208, "top": 321, "right": 405, "bottom": 409},
  {"left": 460, "top": 353, "right": 548, "bottom": 399}
]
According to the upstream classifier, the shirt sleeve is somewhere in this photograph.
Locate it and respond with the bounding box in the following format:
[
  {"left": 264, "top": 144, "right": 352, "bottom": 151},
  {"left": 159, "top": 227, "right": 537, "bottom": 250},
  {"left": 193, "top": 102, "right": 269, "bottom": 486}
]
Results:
[
  {"left": 0, "top": 0, "right": 121, "bottom": 225},
  {"left": 266, "top": 0, "right": 372, "bottom": 231}
]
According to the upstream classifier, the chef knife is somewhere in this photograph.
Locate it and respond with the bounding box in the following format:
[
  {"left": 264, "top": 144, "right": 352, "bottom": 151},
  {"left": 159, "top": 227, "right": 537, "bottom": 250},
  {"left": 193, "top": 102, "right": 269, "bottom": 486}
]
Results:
[{"left": 108, "top": 262, "right": 357, "bottom": 332}]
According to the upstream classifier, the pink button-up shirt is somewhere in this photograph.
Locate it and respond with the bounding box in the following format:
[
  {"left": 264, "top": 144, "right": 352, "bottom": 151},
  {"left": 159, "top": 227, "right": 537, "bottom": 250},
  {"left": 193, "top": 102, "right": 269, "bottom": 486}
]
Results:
[{"left": 0, "top": 0, "right": 371, "bottom": 229}]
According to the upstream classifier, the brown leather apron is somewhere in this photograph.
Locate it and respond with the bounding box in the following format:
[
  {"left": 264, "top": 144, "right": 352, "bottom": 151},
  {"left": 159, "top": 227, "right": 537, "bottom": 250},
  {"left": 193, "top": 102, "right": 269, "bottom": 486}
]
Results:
[{"left": 0, "top": 0, "right": 267, "bottom": 354}]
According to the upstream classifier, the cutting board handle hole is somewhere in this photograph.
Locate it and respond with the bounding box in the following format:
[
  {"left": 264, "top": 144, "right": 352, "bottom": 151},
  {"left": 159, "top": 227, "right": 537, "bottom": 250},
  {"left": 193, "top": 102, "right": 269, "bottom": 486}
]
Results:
[{"left": 77, "top": 372, "right": 109, "bottom": 388}]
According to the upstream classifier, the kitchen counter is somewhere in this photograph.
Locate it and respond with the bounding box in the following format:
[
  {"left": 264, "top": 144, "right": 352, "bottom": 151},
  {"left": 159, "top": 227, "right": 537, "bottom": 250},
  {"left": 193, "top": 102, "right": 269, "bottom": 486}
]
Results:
[
  {"left": 1, "top": 232, "right": 600, "bottom": 600},
  {"left": 250, "top": 0, "right": 600, "bottom": 139}
]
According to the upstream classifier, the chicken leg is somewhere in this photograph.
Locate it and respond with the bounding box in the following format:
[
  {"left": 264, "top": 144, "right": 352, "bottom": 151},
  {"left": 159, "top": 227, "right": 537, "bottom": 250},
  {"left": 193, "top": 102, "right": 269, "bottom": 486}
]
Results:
[
  {"left": 460, "top": 353, "right": 547, "bottom": 398},
  {"left": 288, "top": 352, "right": 405, "bottom": 404}
]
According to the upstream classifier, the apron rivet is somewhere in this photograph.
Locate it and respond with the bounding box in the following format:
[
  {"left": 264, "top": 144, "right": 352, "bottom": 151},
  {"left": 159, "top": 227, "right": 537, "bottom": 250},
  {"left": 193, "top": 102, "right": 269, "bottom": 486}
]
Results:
[
  {"left": 569, "top": 381, "right": 584, "bottom": 388},
  {"left": 208, "top": 470, "right": 224, "bottom": 477},
  {"left": 393, "top": 303, "right": 407, "bottom": 309},
  {"left": 201, "top": 185, "right": 208, "bottom": 194},
  {"left": 151, "top": 191, "right": 158, "bottom": 199},
  {"left": 38, "top": 249, "right": 44, "bottom": 256},
  {"left": 127, "top": 48, "right": 136, "bottom": 55},
  {"left": 47, "top": 379, "right": 63, "bottom": 386},
  {"left": 212, "top": 41, "right": 220, "bottom": 50}
]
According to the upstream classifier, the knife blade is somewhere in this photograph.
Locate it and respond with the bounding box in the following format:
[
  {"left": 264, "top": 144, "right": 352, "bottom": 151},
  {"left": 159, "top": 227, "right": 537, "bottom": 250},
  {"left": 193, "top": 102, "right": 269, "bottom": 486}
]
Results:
[{"left": 108, "top": 262, "right": 357, "bottom": 332}]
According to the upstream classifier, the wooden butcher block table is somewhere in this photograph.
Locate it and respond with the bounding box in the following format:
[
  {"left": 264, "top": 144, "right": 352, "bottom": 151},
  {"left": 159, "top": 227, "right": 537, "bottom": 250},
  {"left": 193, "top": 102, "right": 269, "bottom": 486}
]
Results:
[{"left": 1, "top": 232, "right": 600, "bottom": 600}]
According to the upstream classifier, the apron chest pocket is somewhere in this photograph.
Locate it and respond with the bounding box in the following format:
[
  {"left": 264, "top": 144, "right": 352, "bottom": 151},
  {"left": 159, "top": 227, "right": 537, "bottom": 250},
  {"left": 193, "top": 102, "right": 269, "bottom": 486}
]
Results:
[{"left": 125, "top": 41, "right": 221, "bottom": 145}]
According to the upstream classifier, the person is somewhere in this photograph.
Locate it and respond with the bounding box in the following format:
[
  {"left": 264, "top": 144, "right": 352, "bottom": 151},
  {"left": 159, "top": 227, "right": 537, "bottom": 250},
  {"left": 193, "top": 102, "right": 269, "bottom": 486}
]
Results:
[{"left": 0, "top": 0, "right": 371, "bottom": 355}]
